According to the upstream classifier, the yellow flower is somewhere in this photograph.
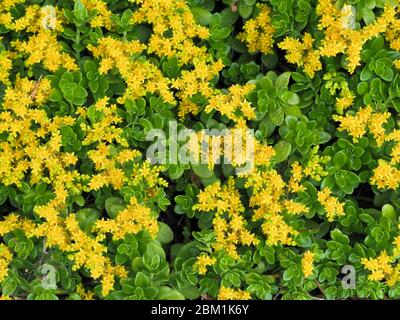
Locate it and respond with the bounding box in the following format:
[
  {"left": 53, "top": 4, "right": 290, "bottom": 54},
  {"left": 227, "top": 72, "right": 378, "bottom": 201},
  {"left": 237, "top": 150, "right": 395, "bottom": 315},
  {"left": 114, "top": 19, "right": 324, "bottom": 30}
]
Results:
[
  {"left": 362, "top": 251, "right": 394, "bottom": 282},
  {"left": 333, "top": 106, "right": 373, "bottom": 142},
  {"left": 302, "top": 250, "right": 315, "bottom": 278},
  {"left": 0, "top": 244, "right": 12, "bottom": 283},
  {"left": 278, "top": 33, "right": 321, "bottom": 78},
  {"left": 279, "top": 0, "right": 397, "bottom": 76},
  {"left": 335, "top": 90, "right": 355, "bottom": 114},
  {"left": 196, "top": 254, "right": 216, "bottom": 275},
  {"left": 205, "top": 84, "right": 256, "bottom": 125},
  {"left": 393, "top": 234, "right": 400, "bottom": 256},
  {"left": 317, "top": 188, "right": 345, "bottom": 222},
  {"left": 13, "top": 29, "right": 77, "bottom": 72},
  {"left": 80, "top": 0, "right": 112, "bottom": 29},
  {"left": 284, "top": 200, "right": 308, "bottom": 215},
  {"left": 238, "top": 4, "right": 275, "bottom": 54},
  {"left": 371, "top": 160, "right": 400, "bottom": 190},
  {"left": 95, "top": 196, "right": 159, "bottom": 240},
  {"left": 288, "top": 161, "right": 305, "bottom": 193},
  {"left": 0, "top": 51, "right": 12, "bottom": 85},
  {"left": 217, "top": 286, "right": 251, "bottom": 300},
  {"left": 262, "top": 214, "right": 298, "bottom": 246},
  {"left": 193, "top": 178, "right": 258, "bottom": 258},
  {"left": 368, "top": 111, "right": 391, "bottom": 147},
  {"left": 76, "top": 284, "right": 94, "bottom": 300}
]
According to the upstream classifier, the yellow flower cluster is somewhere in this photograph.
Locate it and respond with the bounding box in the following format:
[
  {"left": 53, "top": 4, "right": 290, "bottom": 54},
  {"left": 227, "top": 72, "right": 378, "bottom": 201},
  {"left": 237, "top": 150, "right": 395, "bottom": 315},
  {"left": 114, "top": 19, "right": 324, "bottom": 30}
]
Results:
[
  {"left": 217, "top": 286, "right": 251, "bottom": 300},
  {"left": 0, "top": 55, "right": 164, "bottom": 297},
  {"left": 0, "top": 244, "right": 12, "bottom": 283},
  {"left": 193, "top": 178, "right": 258, "bottom": 259},
  {"left": 333, "top": 106, "right": 400, "bottom": 190},
  {"left": 278, "top": 0, "right": 398, "bottom": 77},
  {"left": 81, "top": 97, "right": 127, "bottom": 147},
  {"left": 288, "top": 162, "right": 305, "bottom": 193},
  {"left": 131, "top": 0, "right": 209, "bottom": 60},
  {"left": 261, "top": 214, "right": 299, "bottom": 247},
  {"left": 88, "top": 37, "right": 173, "bottom": 105},
  {"left": 333, "top": 106, "right": 390, "bottom": 146},
  {"left": 89, "top": 0, "right": 263, "bottom": 125},
  {"left": 0, "top": 49, "right": 13, "bottom": 85},
  {"left": 362, "top": 251, "right": 393, "bottom": 281},
  {"left": 171, "top": 59, "right": 224, "bottom": 104},
  {"left": 95, "top": 196, "right": 159, "bottom": 240},
  {"left": 323, "top": 72, "right": 355, "bottom": 114},
  {"left": 186, "top": 127, "right": 275, "bottom": 172},
  {"left": 206, "top": 84, "right": 256, "bottom": 128},
  {"left": 385, "top": 130, "right": 400, "bottom": 165},
  {"left": 335, "top": 91, "right": 355, "bottom": 115},
  {"left": 196, "top": 253, "right": 216, "bottom": 275},
  {"left": 362, "top": 251, "right": 400, "bottom": 287},
  {"left": 245, "top": 169, "right": 307, "bottom": 246},
  {"left": 87, "top": 0, "right": 226, "bottom": 115},
  {"left": 2, "top": 4, "right": 75, "bottom": 73},
  {"left": 303, "top": 151, "right": 331, "bottom": 182},
  {"left": 278, "top": 33, "right": 322, "bottom": 78},
  {"left": 253, "top": 139, "right": 276, "bottom": 168},
  {"left": 81, "top": 0, "right": 112, "bottom": 29},
  {"left": 1, "top": 3, "right": 63, "bottom": 32},
  {"left": 238, "top": 4, "right": 275, "bottom": 54},
  {"left": 79, "top": 98, "right": 147, "bottom": 192},
  {"left": 317, "top": 188, "right": 345, "bottom": 222},
  {"left": 75, "top": 284, "right": 94, "bottom": 300},
  {"left": 0, "top": 76, "right": 74, "bottom": 187},
  {"left": 288, "top": 149, "right": 330, "bottom": 193},
  {"left": 318, "top": 1, "right": 396, "bottom": 73},
  {"left": 385, "top": 6, "right": 400, "bottom": 51},
  {"left": 370, "top": 160, "right": 400, "bottom": 190},
  {"left": 301, "top": 250, "right": 315, "bottom": 278},
  {"left": 368, "top": 127, "right": 400, "bottom": 189},
  {"left": 64, "top": 214, "right": 128, "bottom": 296},
  {"left": 13, "top": 29, "right": 77, "bottom": 72}
]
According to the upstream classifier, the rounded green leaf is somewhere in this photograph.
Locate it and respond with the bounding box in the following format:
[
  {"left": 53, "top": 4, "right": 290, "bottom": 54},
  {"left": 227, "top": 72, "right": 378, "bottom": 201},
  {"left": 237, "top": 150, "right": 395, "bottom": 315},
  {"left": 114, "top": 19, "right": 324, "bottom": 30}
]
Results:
[{"left": 273, "top": 140, "right": 292, "bottom": 163}]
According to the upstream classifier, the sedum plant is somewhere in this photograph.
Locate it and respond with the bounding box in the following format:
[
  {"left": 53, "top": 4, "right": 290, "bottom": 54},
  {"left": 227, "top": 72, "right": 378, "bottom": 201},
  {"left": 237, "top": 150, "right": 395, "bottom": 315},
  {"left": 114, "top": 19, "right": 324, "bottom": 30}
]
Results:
[{"left": 0, "top": 0, "right": 400, "bottom": 301}]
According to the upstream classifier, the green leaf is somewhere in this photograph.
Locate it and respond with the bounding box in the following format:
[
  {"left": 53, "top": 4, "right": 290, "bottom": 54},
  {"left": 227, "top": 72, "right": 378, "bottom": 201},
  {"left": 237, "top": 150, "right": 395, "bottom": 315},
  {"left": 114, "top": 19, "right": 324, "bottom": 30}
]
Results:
[
  {"left": 156, "top": 286, "right": 185, "bottom": 300},
  {"left": 382, "top": 204, "right": 397, "bottom": 224},
  {"left": 275, "top": 72, "right": 291, "bottom": 90},
  {"left": 330, "top": 228, "right": 350, "bottom": 245},
  {"left": 2, "top": 277, "right": 17, "bottom": 296},
  {"left": 84, "top": 60, "right": 97, "bottom": 73},
  {"left": 74, "top": 0, "right": 88, "bottom": 21},
  {"left": 156, "top": 222, "right": 174, "bottom": 244},
  {"left": 74, "top": 86, "right": 88, "bottom": 99},
  {"left": 191, "top": 164, "right": 214, "bottom": 179},
  {"left": 273, "top": 140, "right": 292, "bottom": 163},
  {"left": 49, "top": 89, "right": 63, "bottom": 102},
  {"left": 280, "top": 91, "right": 299, "bottom": 105},
  {"left": 135, "top": 272, "right": 150, "bottom": 288},
  {"left": 333, "top": 150, "right": 348, "bottom": 168},
  {"left": 191, "top": 7, "right": 212, "bottom": 26},
  {"left": 374, "top": 58, "right": 394, "bottom": 81},
  {"left": 238, "top": 2, "right": 253, "bottom": 19},
  {"left": 105, "top": 197, "right": 125, "bottom": 219},
  {"left": 76, "top": 208, "right": 101, "bottom": 233}
]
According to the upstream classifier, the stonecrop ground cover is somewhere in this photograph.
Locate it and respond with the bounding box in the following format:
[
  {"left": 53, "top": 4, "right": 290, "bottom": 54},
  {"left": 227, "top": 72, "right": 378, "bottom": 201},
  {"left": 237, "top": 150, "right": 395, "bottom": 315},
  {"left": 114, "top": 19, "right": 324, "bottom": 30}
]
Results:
[{"left": 1, "top": 0, "right": 400, "bottom": 301}]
